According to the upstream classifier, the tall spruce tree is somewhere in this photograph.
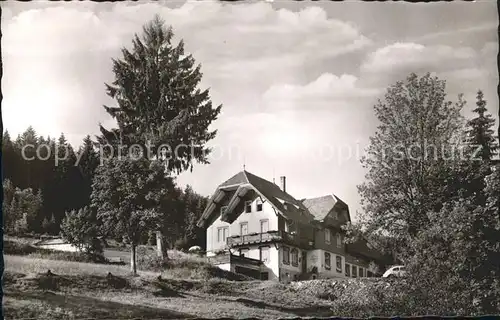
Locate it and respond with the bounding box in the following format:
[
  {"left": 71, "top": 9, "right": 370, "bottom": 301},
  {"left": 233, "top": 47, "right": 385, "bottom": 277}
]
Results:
[
  {"left": 2, "top": 131, "right": 21, "bottom": 186},
  {"left": 98, "top": 15, "right": 221, "bottom": 167},
  {"left": 466, "top": 90, "right": 498, "bottom": 161},
  {"left": 461, "top": 90, "right": 499, "bottom": 206},
  {"left": 49, "top": 134, "right": 80, "bottom": 232},
  {"left": 14, "top": 126, "right": 38, "bottom": 189},
  {"left": 95, "top": 16, "right": 221, "bottom": 262},
  {"left": 76, "top": 135, "right": 100, "bottom": 208}
]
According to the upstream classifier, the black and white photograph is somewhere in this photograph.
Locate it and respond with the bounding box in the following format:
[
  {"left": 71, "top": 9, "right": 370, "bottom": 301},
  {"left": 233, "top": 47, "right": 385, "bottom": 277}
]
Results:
[{"left": 1, "top": 0, "right": 499, "bottom": 318}]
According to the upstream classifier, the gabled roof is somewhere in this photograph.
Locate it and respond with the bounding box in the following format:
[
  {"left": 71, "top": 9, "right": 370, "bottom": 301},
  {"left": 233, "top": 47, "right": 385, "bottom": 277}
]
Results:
[
  {"left": 302, "top": 194, "right": 351, "bottom": 224},
  {"left": 219, "top": 171, "right": 249, "bottom": 188},
  {"left": 302, "top": 195, "right": 336, "bottom": 221},
  {"left": 197, "top": 170, "right": 315, "bottom": 227}
]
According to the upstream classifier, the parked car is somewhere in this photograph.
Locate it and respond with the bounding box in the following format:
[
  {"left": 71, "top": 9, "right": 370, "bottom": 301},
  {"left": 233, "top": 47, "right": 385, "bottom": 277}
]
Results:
[{"left": 382, "top": 265, "right": 406, "bottom": 278}]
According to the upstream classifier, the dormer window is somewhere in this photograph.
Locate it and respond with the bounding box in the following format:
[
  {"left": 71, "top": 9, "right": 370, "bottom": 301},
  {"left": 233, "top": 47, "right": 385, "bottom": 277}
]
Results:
[
  {"left": 220, "top": 206, "right": 228, "bottom": 216},
  {"left": 244, "top": 200, "right": 252, "bottom": 213},
  {"left": 256, "top": 198, "right": 263, "bottom": 211}
]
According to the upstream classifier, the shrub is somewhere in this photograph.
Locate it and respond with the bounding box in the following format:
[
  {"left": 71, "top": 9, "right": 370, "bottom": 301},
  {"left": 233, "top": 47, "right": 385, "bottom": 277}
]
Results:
[
  {"left": 136, "top": 252, "right": 168, "bottom": 272},
  {"left": 4, "top": 240, "right": 39, "bottom": 255},
  {"left": 288, "top": 278, "right": 421, "bottom": 317},
  {"left": 174, "top": 237, "right": 190, "bottom": 251},
  {"left": 27, "top": 251, "right": 107, "bottom": 264},
  {"left": 60, "top": 206, "right": 103, "bottom": 255}
]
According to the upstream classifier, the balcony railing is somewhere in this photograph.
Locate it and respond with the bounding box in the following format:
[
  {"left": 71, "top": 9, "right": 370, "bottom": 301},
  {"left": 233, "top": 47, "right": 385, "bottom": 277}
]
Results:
[
  {"left": 227, "top": 230, "right": 314, "bottom": 249},
  {"left": 227, "top": 231, "right": 282, "bottom": 247}
]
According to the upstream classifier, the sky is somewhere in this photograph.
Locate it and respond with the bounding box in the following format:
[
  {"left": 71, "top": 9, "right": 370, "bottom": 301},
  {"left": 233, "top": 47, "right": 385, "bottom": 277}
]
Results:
[{"left": 2, "top": 0, "right": 498, "bottom": 220}]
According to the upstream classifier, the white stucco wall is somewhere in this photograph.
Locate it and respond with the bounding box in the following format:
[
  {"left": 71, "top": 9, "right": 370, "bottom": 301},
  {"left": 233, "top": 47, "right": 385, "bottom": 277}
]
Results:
[
  {"left": 216, "top": 263, "right": 231, "bottom": 272},
  {"left": 206, "top": 197, "right": 278, "bottom": 254}
]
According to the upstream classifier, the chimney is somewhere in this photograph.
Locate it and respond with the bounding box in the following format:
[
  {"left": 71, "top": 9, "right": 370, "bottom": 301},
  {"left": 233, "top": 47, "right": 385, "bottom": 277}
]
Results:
[{"left": 280, "top": 176, "right": 286, "bottom": 192}]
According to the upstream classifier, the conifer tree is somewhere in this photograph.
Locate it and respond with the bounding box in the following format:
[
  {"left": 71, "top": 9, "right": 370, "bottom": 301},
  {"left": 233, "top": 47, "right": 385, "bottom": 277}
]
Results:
[
  {"left": 98, "top": 15, "right": 221, "bottom": 170},
  {"left": 461, "top": 90, "right": 499, "bottom": 206},
  {"left": 76, "top": 135, "right": 100, "bottom": 208},
  {"left": 466, "top": 90, "right": 498, "bottom": 161},
  {"left": 94, "top": 16, "right": 221, "bottom": 265}
]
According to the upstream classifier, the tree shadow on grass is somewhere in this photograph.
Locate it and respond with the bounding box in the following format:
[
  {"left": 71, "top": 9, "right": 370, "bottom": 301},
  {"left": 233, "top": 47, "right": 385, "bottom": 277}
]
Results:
[
  {"left": 153, "top": 280, "right": 186, "bottom": 298},
  {"left": 17, "top": 272, "right": 132, "bottom": 292},
  {"left": 5, "top": 290, "right": 193, "bottom": 319},
  {"left": 235, "top": 297, "right": 334, "bottom": 318}
]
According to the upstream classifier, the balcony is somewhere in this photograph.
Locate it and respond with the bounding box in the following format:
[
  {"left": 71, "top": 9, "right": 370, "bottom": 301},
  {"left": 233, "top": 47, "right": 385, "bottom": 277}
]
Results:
[
  {"left": 227, "top": 230, "right": 314, "bottom": 249},
  {"left": 227, "top": 231, "right": 282, "bottom": 247}
]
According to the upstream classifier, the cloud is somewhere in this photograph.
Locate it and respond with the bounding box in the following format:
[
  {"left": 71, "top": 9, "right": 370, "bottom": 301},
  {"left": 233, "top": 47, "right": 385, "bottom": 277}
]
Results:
[
  {"left": 262, "top": 73, "right": 381, "bottom": 110},
  {"left": 3, "top": 1, "right": 497, "bottom": 220},
  {"left": 361, "top": 42, "right": 476, "bottom": 74},
  {"left": 481, "top": 41, "right": 498, "bottom": 57},
  {"left": 411, "top": 22, "right": 497, "bottom": 43},
  {"left": 2, "top": 1, "right": 371, "bottom": 147}
]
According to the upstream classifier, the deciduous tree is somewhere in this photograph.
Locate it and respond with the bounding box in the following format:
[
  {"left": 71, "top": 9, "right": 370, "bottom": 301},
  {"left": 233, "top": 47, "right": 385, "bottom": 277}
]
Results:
[
  {"left": 61, "top": 206, "right": 103, "bottom": 256},
  {"left": 91, "top": 158, "right": 175, "bottom": 274},
  {"left": 358, "top": 72, "right": 466, "bottom": 257}
]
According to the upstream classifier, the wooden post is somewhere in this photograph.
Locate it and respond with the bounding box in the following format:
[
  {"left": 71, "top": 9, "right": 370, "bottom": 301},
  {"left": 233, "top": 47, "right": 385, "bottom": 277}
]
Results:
[
  {"left": 156, "top": 231, "right": 163, "bottom": 258},
  {"left": 131, "top": 244, "right": 137, "bottom": 275},
  {"left": 156, "top": 230, "right": 169, "bottom": 259}
]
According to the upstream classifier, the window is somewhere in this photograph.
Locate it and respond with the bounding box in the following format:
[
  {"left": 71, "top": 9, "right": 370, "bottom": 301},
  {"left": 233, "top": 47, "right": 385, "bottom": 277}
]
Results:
[
  {"left": 367, "top": 271, "right": 373, "bottom": 277},
  {"left": 260, "top": 219, "right": 269, "bottom": 233},
  {"left": 324, "top": 252, "right": 331, "bottom": 270},
  {"left": 240, "top": 222, "right": 248, "bottom": 236},
  {"left": 359, "top": 267, "right": 364, "bottom": 277},
  {"left": 336, "top": 255, "right": 342, "bottom": 273},
  {"left": 336, "top": 234, "right": 342, "bottom": 248},
  {"left": 244, "top": 200, "right": 252, "bottom": 213},
  {"left": 218, "top": 228, "right": 223, "bottom": 242},
  {"left": 240, "top": 248, "right": 249, "bottom": 257},
  {"left": 282, "top": 246, "right": 290, "bottom": 265},
  {"left": 260, "top": 272, "right": 269, "bottom": 280},
  {"left": 291, "top": 248, "right": 298, "bottom": 267},
  {"left": 345, "top": 263, "right": 351, "bottom": 277},
  {"left": 256, "top": 198, "right": 263, "bottom": 211},
  {"left": 217, "top": 227, "right": 229, "bottom": 243},
  {"left": 286, "top": 220, "right": 296, "bottom": 234},
  {"left": 352, "top": 265, "right": 357, "bottom": 278},
  {"left": 325, "top": 229, "right": 331, "bottom": 244},
  {"left": 260, "top": 246, "right": 270, "bottom": 263}
]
